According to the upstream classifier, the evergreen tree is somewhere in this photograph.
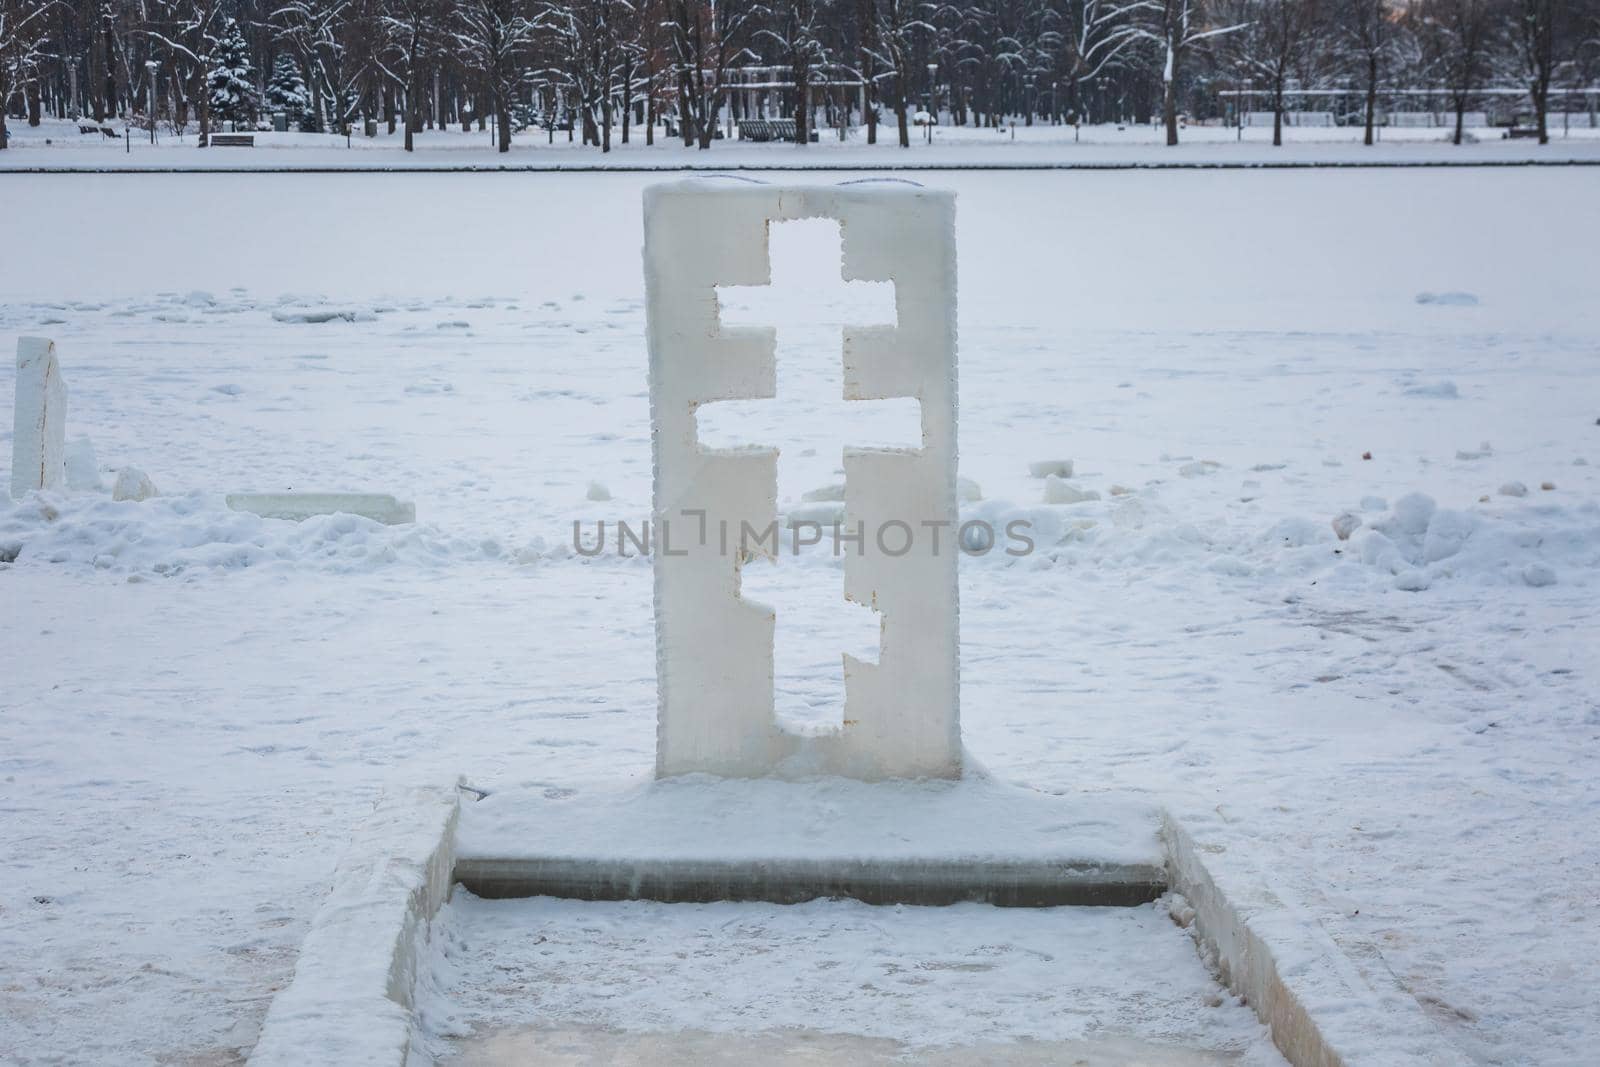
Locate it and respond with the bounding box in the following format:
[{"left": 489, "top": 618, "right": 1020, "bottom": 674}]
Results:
[
  {"left": 265, "top": 55, "right": 311, "bottom": 129},
  {"left": 207, "top": 19, "right": 258, "bottom": 128}
]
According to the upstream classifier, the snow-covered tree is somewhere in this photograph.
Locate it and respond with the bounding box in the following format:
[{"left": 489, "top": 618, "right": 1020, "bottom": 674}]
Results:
[
  {"left": 866, "top": 0, "right": 930, "bottom": 146},
  {"left": 266, "top": 53, "right": 311, "bottom": 126},
  {"left": 1507, "top": 0, "right": 1576, "bottom": 144},
  {"left": 663, "top": 0, "right": 762, "bottom": 149},
  {"left": 1217, "top": 0, "right": 1324, "bottom": 146},
  {"left": 1128, "top": 0, "right": 1247, "bottom": 145},
  {"left": 758, "top": 0, "right": 828, "bottom": 143},
  {"left": 1413, "top": 0, "right": 1498, "bottom": 144},
  {"left": 1335, "top": 0, "right": 1398, "bottom": 146},
  {"left": 451, "top": 0, "right": 540, "bottom": 152},
  {"left": 0, "top": 0, "right": 56, "bottom": 149},
  {"left": 207, "top": 17, "right": 258, "bottom": 126}
]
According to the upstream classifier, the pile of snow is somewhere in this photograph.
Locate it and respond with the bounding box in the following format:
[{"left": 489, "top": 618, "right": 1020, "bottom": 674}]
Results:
[
  {"left": 1343, "top": 491, "right": 1586, "bottom": 591},
  {"left": 0, "top": 492, "right": 502, "bottom": 576},
  {"left": 956, "top": 486, "right": 1595, "bottom": 595}
]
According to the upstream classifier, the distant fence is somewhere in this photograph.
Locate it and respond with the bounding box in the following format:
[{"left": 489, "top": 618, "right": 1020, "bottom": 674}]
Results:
[
  {"left": 1389, "top": 111, "right": 1489, "bottom": 128},
  {"left": 1244, "top": 111, "right": 1335, "bottom": 127}
]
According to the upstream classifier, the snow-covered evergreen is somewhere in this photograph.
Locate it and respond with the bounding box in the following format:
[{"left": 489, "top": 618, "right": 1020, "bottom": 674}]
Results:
[
  {"left": 207, "top": 19, "right": 258, "bottom": 128},
  {"left": 265, "top": 55, "right": 311, "bottom": 130}
]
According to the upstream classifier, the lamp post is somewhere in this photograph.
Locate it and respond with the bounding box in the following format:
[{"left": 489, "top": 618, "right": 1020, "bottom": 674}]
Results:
[{"left": 926, "top": 62, "right": 938, "bottom": 143}]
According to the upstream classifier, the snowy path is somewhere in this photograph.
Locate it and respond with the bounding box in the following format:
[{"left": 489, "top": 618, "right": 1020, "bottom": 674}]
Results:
[{"left": 1, "top": 168, "right": 1597, "bottom": 1064}]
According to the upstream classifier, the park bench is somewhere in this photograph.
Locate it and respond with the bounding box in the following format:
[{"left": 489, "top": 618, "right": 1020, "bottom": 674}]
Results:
[
  {"left": 79, "top": 125, "right": 119, "bottom": 139},
  {"left": 1506, "top": 126, "right": 1540, "bottom": 139},
  {"left": 210, "top": 133, "right": 256, "bottom": 147},
  {"left": 738, "top": 118, "right": 796, "bottom": 142}
]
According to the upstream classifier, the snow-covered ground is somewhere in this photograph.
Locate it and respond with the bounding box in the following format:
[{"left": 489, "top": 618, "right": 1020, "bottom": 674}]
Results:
[
  {"left": 1, "top": 168, "right": 1598, "bottom": 1065},
  {"left": 426, "top": 894, "right": 1284, "bottom": 1064},
  {"left": 3, "top": 114, "right": 1599, "bottom": 169}
]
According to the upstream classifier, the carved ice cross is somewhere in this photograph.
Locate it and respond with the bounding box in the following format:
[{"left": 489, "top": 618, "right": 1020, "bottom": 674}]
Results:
[{"left": 646, "top": 180, "right": 961, "bottom": 780}]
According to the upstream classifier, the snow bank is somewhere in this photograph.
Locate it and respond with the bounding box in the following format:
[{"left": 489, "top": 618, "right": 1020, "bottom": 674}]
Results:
[
  {"left": 0, "top": 492, "right": 497, "bottom": 576},
  {"left": 956, "top": 488, "right": 1595, "bottom": 595}
]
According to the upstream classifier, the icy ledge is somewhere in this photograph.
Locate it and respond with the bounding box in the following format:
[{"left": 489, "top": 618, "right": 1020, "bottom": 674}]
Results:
[{"left": 453, "top": 772, "right": 1166, "bottom": 907}]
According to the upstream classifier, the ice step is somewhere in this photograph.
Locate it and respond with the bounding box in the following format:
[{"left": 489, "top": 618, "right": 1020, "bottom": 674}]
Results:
[{"left": 453, "top": 775, "right": 1168, "bottom": 907}]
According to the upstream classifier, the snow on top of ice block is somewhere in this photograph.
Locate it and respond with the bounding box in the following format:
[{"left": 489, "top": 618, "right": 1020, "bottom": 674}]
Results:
[{"left": 455, "top": 772, "right": 1164, "bottom": 867}]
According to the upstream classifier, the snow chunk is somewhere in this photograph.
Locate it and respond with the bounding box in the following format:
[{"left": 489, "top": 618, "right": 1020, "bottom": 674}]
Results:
[
  {"left": 1043, "top": 475, "right": 1099, "bottom": 505},
  {"left": 1415, "top": 291, "right": 1480, "bottom": 306},
  {"left": 1179, "top": 460, "right": 1220, "bottom": 478},
  {"left": 586, "top": 481, "right": 612, "bottom": 502},
  {"left": 1390, "top": 492, "right": 1437, "bottom": 537},
  {"left": 1027, "top": 459, "right": 1073, "bottom": 479},
  {"left": 271, "top": 307, "right": 376, "bottom": 324},
  {"left": 1422, "top": 509, "right": 1477, "bottom": 563},
  {"left": 1522, "top": 563, "right": 1557, "bottom": 588},
  {"left": 225, "top": 492, "right": 414, "bottom": 525},
  {"left": 1395, "top": 568, "right": 1432, "bottom": 592},
  {"left": 65, "top": 439, "right": 102, "bottom": 491},
  {"left": 112, "top": 468, "right": 158, "bottom": 502},
  {"left": 1331, "top": 511, "right": 1362, "bottom": 541},
  {"left": 956, "top": 476, "right": 983, "bottom": 502},
  {"left": 1404, "top": 380, "right": 1458, "bottom": 399},
  {"left": 1267, "top": 517, "right": 1331, "bottom": 547},
  {"left": 801, "top": 482, "right": 845, "bottom": 503},
  {"left": 1498, "top": 482, "right": 1528, "bottom": 498}
]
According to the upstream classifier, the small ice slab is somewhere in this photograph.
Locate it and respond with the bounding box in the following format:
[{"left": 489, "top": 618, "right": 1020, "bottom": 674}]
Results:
[
  {"left": 454, "top": 776, "right": 1166, "bottom": 907},
  {"left": 225, "top": 492, "right": 415, "bottom": 525}
]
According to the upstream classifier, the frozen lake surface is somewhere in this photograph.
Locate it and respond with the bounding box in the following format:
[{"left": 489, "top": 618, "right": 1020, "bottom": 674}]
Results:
[{"left": 1, "top": 167, "right": 1596, "bottom": 1064}]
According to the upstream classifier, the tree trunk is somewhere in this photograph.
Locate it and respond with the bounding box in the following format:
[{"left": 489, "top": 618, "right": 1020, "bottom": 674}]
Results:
[
  {"left": 1453, "top": 100, "right": 1464, "bottom": 145},
  {"left": 0, "top": 106, "right": 9, "bottom": 150},
  {"left": 90, "top": 33, "right": 106, "bottom": 122},
  {"left": 1273, "top": 80, "right": 1284, "bottom": 147},
  {"left": 679, "top": 76, "right": 693, "bottom": 146},
  {"left": 103, "top": 33, "right": 117, "bottom": 118},
  {"left": 405, "top": 83, "right": 416, "bottom": 151},
  {"left": 1364, "top": 54, "right": 1377, "bottom": 146},
  {"left": 1163, "top": 43, "right": 1179, "bottom": 147},
  {"left": 646, "top": 93, "right": 654, "bottom": 145},
  {"left": 894, "top": 69, "right": 909, "bottom": 147},
  {"left": 602, "top": 96, "right": 612, "bottom": 152},
  {"left": 497, "top": 106, "right": 511, "bottom": 153},
  {"left": 795, "top": 65, "right": 809, "bottom": 145},
  {"left": 856, "top": 0, "right": 876, "bottom": 144},
  {"left": 1534, "top": 78, "right": 1549, "bottom": 145}
]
